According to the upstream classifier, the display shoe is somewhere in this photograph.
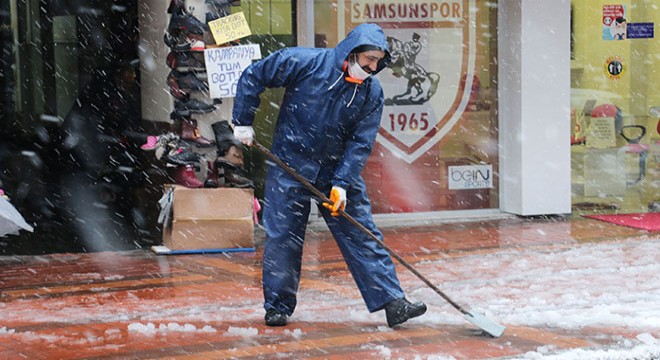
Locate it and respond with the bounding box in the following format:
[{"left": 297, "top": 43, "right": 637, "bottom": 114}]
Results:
[
  {"left": 164, "top": 32, "right": 205, "bottom": 52},
  {"left": 168, "top": 8, "right": 207, "bottom": 38},
  {"left": 165, "top": 146, "right": 199, "bottom": 166},
  {"left": 384, "top": 298, "right": 427, "bottom": 327},
  {"left": 141, "top": 132, "right": 180, "bottom": 154},
  {"left": 218, "top": 144, "right": 244, "bottom": 167},
  {"left": 174, "top": 164, "right": 203, "bottom": 188},
  {"left": 167, "top": 71, "right": 188, "bottom": 100},
  {"left": 140, "top": 135, "right": 159, "bottom": 150},
  {"left": 211, "top": 120, "right": 242, "bottom": 156},
  {"left": 205, "top": 0, "right": 231, "bottom": 22},
  {"left": 217, "top": 159, "right": 253, "bottom": 188},
  {"left": 167, "top": 0, "right": 186, "bottom": 14},
  {"left": 166, "top": 51, "right": 206, "bottom": 72},
  {"left": 174, "top": 98, "right": 216, "bottom": 114},
  {"left": 156, "top": 133, "right": 181, "bottom": 160},
  {"left": 205, "top": 0, "right": 242, "bottom": 22},
  {"left": 179, "top": 118, "right": 215, "bottom": 147},
  {"left": 204, "top": 160, "right": 219, "bottom": 188},
  {"left": 170, "top": 107, "right": 192, "bottom": 121},
  {"left": 168, "top": 70, "right": 209, "bottom": 100},
  {"left": 264, "top": 308, "right": 287, "bottom": 327}
]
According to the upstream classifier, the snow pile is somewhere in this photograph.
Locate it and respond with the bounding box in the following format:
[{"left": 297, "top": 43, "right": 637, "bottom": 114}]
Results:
[
  {"left": 513, "top": 341, "right": 660, "bottom": 359},
  {"left": 360, "top": 344, "right": 392, "bottom": 358},
  {"left": 402, "top": 237, "right": 660, "bottom": 331},
  {"left": 284, "top": 328, "right": 303, "bottom": 337},
  {"left": 127, "top": 322, "right": 216, "bottom": 334},
  {"left": 225, "top": 326, "right": 258, "bottom": 337},
  {"left": 0, "top": 327, "right": 15, "bottom": 334}
]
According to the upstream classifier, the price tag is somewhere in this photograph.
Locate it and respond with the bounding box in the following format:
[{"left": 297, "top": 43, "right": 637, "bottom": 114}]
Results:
[{"left": 208, "top": 12, "right": 251, "bottom": 45}]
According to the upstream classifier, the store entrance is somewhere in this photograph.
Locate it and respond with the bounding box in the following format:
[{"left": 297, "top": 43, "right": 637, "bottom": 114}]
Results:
[{"left": 0, "top": 0, "right": 161, "bottom": 254}]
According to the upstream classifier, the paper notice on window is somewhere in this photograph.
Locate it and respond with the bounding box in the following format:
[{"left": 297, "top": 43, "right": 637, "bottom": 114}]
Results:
[
  {"left": 204, "top": 44, "right": 262, "bottom": 98},
  {"left": 208, "top": 12, "right": 252, "bottom": 45},
  {"left": 586, "top": 117, "right": 617, "bottom": 148}
]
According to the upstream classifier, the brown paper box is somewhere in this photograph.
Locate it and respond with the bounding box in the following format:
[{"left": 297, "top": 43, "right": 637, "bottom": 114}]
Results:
[
  {"left": 171, "top": 186, "right": 253, "bottom": 220},
  {"left": 163, "top": 218, "right": 254, "bottom": 250},
  {"left": 163, "top": 186, "right": 254, "bottom": 250}
]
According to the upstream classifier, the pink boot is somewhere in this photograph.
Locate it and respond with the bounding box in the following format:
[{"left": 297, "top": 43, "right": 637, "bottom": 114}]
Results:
[
  {"left": 140, "top": 135, "right": 159, "bottom": 150},
  {"left": 253, "top": 197, "right": 261, "bottom": 224}
]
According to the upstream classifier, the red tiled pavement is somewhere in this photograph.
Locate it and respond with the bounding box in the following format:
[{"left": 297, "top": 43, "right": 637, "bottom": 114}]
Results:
[{"left": 0, "top": 215, "right": 656, "bottom": 359}]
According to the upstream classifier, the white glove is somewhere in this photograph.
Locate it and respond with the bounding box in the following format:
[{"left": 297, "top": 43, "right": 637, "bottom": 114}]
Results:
[
  {"left": 322, "top": 186, "right": 347, "bottom": 216},
  {"left": 233, "top": 125, "right": 255, "bottom": 146}
]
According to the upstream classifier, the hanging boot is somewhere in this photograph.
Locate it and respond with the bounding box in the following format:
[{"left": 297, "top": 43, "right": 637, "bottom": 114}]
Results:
[
  {"left": 211, "top": 120, "right": 242, "bottom": 156},
  {"left": 174, "top": 98, "right": 216, "bottom": 114},
  {"left": 204, "top": 160, "right": 219, "bottom": 188},
  {"left": 216, "top": 159, "right": 253, "bottom": 188},
  {"left": 205, "top": 0, "right": 231, "bottom": 22},
  {"left": 180, "top": 118, "right": 215, "bottom": 147}
]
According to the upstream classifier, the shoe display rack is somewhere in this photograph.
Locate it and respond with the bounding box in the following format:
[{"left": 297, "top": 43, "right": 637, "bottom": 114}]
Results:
[{"left": 153, "top": 0, "right": 253, "bottom": 189}]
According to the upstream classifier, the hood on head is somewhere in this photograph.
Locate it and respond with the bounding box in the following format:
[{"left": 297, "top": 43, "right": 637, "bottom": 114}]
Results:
[{"left": 334, "top": 23, "right": 391, "bottom": 75}]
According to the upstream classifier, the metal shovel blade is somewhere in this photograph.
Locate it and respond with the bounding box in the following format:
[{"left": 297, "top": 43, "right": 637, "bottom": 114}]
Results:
[{"left": 464, "top": 310, "right": 506, "bottom": 338}]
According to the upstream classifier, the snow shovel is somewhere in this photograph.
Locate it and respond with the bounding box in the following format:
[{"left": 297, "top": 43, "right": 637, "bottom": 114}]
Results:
[{"left": 253, "top": 142, "right": 506, "bottom": 338}]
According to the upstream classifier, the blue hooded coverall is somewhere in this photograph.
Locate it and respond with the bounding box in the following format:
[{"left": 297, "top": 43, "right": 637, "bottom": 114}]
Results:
[{"left": 232, "top": 23, "right": 405, "bottom": 316}]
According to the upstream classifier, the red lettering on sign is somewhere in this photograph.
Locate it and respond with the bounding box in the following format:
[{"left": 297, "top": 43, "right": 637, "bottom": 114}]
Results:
[
  {"left": 352, "top": 2, "right": 462, "bottom": 21},
  {"left": 389, "top": 112, "right": 430, "bottom": 132}
]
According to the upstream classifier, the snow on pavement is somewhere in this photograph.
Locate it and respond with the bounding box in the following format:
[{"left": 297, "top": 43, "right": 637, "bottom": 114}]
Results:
[{"left": 0, "top": 235, "right": 658, "bottom": 359}]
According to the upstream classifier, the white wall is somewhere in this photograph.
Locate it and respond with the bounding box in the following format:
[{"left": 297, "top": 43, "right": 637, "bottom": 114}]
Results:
[
  {"left": 137, "top": 0, "right": 172, "bottom": 124},
  {"left": 498, "top": 0, "right": 572, "bottom": 215}
]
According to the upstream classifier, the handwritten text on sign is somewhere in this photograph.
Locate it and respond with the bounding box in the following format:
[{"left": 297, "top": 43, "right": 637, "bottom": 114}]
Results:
[
  {"left": 208, "top": 12, "right": 251, "bottom": 45},
  {"left": 204, "top": 44, "right": 262, "bottom": 98}
]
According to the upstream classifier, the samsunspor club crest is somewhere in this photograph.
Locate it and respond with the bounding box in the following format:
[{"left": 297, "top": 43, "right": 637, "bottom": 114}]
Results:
[{"left": 351, "top": 0, "right": 476, "bottom": 164}]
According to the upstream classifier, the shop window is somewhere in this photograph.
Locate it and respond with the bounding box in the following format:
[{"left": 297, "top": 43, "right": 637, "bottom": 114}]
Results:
[
  {"left": 314, "top": 0, "right": 499, "bottom": 214},
  {"left": 570, "top": 1, "right": 660, "bottom": 214}
]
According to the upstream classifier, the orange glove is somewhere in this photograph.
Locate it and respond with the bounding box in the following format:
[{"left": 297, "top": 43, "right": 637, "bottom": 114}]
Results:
[{"left": 322, "top": 186, "right": 346, "bottom": 216}]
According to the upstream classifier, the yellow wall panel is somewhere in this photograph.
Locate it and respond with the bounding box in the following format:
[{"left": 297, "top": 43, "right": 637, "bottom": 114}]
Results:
[{"left": 572, "top": 0, "right": 660, "bottom": 116}]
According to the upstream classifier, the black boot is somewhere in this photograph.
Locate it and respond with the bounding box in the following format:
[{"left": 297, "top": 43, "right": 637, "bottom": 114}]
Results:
[
  {"left": 384, "top": 298, "right": 427, "bottom": 327},
  {"left": 265, "top": 308, "right": 287, "bottom": 326},
  {"left": 211, "top": 120, "right": 242, "bottom": 156},
  {"left": 216, "top": 159, "right": 253, "bottom": 188}
]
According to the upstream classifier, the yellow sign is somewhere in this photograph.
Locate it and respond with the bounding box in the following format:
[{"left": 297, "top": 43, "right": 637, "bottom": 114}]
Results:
[
  {"left": 208, "top": 12, "right": 251, "bottom": 45},
  {"left": 604, "top": 55, "right": 625, "bottom": 80}
]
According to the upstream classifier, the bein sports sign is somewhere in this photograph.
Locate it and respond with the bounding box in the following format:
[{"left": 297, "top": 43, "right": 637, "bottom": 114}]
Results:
[
  {"left": 448, "top": 164, "right": 493, "bottom": 190},
  {"left": 351, "top": 0, "right": 477, "bottom": 164}
]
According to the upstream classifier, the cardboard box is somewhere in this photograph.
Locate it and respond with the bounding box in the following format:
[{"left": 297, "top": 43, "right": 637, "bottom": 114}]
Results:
[{"left": 163, "top": 186, "right": 254, "bottom": 250}]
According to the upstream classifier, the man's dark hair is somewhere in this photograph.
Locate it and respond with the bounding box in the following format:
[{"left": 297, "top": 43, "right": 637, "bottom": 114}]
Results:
[{"left": 351, "top": 45, "right": 383, "bottom": 54}]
